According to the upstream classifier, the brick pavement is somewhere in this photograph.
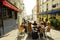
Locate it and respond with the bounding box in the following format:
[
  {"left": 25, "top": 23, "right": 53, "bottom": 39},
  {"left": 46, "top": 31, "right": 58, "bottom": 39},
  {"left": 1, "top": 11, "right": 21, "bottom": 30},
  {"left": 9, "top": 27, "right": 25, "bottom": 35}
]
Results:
[{"left": 0, "top": 29, "right": 18, "bottom": 40}]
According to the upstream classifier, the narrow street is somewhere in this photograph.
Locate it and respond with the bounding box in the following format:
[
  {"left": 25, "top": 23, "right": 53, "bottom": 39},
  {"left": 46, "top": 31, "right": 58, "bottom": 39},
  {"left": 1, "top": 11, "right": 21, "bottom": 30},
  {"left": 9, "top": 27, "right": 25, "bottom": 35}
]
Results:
[
  {"left": 0, "top": 19, "right": 18, "bottom": 40},
  {"left": 0, "top": 0, "right": 60, "bottom": 40},
  {"left": 17, "top": 29, "right": 60, "bottom": 40},
  {"left": 0, "top": 29, "right": 18, "bottom": 40},
  {"left": 0, "top": 26, "right": 60, "bottom": 40}
]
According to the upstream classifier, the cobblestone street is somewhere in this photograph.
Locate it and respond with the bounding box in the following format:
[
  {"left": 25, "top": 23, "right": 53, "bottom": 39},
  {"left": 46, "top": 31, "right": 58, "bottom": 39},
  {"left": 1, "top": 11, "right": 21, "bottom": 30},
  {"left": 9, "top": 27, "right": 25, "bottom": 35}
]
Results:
[
  {"left": 0, "top": 0, "right": 60, "bottom": 40},
  {"left": 0, "top": 28, "right": 60, "bottom": 40},
  {"left": 0, "top": 29, "right": 18, "bottom": 40},
  {"left": 17, "top": 29, "right": 60, "bottom": 40}
]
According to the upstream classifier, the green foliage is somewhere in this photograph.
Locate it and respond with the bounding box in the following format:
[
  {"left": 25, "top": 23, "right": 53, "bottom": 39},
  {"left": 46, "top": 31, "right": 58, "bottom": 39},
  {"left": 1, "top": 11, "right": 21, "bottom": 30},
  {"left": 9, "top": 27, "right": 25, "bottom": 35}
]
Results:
[{"left": 50, "top": 18, "right": 60, "bottom": 29}]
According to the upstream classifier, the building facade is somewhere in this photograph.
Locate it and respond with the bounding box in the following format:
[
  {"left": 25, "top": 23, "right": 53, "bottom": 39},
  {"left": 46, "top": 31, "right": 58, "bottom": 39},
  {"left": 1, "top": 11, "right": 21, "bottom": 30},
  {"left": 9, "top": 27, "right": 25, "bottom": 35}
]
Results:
[
  {"left": 0, "top": 0, "right": 19, "bottom": 36},
  {"left": 17, "top": 0, "right": 25, "bottom": 26},
  {"left": 32, "top": 6, "right": 37, "bottom": 21},
  {"left": 39, "top": 0, "right": 60, "bottom": 21},
  {"left": 36, "top": 0, "right": 40, "bottom": 21},
  {"left": 16, "top": 0, "right": 25, "bottom": 33}
]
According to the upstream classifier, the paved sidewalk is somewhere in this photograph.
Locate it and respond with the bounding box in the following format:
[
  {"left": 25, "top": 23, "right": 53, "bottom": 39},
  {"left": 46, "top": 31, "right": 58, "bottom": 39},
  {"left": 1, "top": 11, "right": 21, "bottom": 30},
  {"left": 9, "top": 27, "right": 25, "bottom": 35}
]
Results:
[
  {"left": 1, "top": 29, "right": 60, "bottom": 40},
  {"left": 17, "top": 33, "right": 28, "bottom": 40},
  {"left": 24, "top": 29, "right": 60, "bottom": 40},
  {"left": 21, "top": 33, "right": 28, "bottom": 40},
  {"left": 0, "top": 29, "right": 18, "bottom": 40},
  {"left": 47, "top": 29, "right": 60, "bottom": 40}
]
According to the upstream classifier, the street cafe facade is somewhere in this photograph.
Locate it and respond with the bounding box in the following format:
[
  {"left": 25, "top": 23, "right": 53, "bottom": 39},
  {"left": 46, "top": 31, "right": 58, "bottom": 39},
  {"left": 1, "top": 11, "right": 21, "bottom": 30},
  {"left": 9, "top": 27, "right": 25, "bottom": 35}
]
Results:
[{"left": 0, "top": 0, "right": 19, "bottom": 36}]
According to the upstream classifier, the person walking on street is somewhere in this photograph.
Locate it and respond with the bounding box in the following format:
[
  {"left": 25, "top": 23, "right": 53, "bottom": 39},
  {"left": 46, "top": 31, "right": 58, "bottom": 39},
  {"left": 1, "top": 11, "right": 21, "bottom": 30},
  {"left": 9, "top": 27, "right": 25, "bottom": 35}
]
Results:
[
  {"left": 39, "top": 22, "right": 45, "bottom": 39},
  {"left": 32, "top": 21, "right": 37, "bottom": 27},
  {"left": 18, "top": 22, "right": 25, "bottom": 34},
  {"left": 32, "top": 21, "right": 39, "bottom": 40},
  {"left": 27, "top": 21, "right": 32, "bottom": 37},
  {"left": 24, "top": 22, "right": 27, "bottom": 33}
]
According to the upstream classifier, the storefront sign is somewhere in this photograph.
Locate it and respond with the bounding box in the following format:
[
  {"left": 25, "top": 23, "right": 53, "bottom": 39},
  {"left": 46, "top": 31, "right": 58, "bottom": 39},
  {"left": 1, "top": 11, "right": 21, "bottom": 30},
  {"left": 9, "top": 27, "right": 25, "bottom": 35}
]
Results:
[{"left": 2, "top": 1, "right": 19, "bottom": 12}]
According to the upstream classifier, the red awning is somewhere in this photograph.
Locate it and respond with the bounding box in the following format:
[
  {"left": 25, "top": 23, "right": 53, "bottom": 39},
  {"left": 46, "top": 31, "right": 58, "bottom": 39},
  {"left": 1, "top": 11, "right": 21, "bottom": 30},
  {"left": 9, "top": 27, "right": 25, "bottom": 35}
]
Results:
[{"left": 3, "top": 1, "right": 19, "bottom": 12}]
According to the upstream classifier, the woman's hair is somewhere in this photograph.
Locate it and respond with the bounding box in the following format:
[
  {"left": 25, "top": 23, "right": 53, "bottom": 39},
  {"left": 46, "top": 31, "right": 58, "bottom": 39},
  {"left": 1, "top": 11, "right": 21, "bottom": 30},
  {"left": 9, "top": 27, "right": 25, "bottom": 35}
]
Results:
[
  {"left": 46, "top": 22, "right": 50, "bottom": 26},
  {"left": 34, "top": 21, "right": 36, "bottom": 23},
  {"left": 41, "top": 23, "right": 44, "bottom": 25}
]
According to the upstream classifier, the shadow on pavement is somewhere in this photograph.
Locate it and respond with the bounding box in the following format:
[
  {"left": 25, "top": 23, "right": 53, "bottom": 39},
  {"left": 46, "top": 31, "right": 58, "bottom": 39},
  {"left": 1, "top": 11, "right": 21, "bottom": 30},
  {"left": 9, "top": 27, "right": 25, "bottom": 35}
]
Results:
[
  {"left": 3, "top": 34, "right": 10, "bottom": 37},
  {"left": 47, "top": 36, "right": 54, "bottom": 40},
  {"left": 26, "top": 35, "right": 54, "bottom": 40},
  {"left": 0, "top": 34, "right": 10, "bottom": 38},
  {"left": 17, "top": 36, "right": 21, "bottom": 40},
  {"left": 4, "top": 24, "right": 18, "bottom": 35},
  {"left": 17, "top": 34, "right": 54, "bottom": 40},
  {"left": 26, "top": 35, "right": 32, "bottom": 40}
]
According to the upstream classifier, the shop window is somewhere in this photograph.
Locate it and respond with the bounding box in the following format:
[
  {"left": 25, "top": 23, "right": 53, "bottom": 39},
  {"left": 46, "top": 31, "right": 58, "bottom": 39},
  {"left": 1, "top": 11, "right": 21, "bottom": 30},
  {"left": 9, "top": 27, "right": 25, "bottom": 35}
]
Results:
[
  {"left": 3, "top": 8, "right": 6, "bottom": 16},
  {"left": 8, "top": 9, "right": 12, "bottom": 18}
]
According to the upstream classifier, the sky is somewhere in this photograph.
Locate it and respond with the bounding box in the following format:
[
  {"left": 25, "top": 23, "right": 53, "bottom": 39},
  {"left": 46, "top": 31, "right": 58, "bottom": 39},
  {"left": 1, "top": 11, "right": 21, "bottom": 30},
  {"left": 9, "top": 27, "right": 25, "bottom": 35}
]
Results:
[{"left": 23, "top": 0, "right": 36, "bottom": 15}]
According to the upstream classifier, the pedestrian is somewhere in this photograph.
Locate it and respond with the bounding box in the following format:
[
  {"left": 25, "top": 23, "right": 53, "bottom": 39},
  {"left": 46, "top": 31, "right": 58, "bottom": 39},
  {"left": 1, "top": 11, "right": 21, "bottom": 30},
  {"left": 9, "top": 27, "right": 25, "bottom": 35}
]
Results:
[
  {"left": 19, "top": 22, "right": 24, "bottom": 33},
  {"left": 32, "top": 25, "right": 39, "bottom": 40},
  {"left": 45, "top": 22, "right": 51, "bottom": 32},
  {"left": 32, "top": 21, "right": 37, "bottom": 27},
  {"left": 24, "top": 22, "right": 27, "bottom": 33},
  {"left": 31, "top": 21, "right": 39, "bottom": 40},
  {"left": 27, "top": 21, "right": 32, "bottom": 37},
  {"left": 43, "top": 21, "right": 46, "bottom": 27},
  {"left": 40, "top": 22, "right": 45, "bottom": 38}
]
